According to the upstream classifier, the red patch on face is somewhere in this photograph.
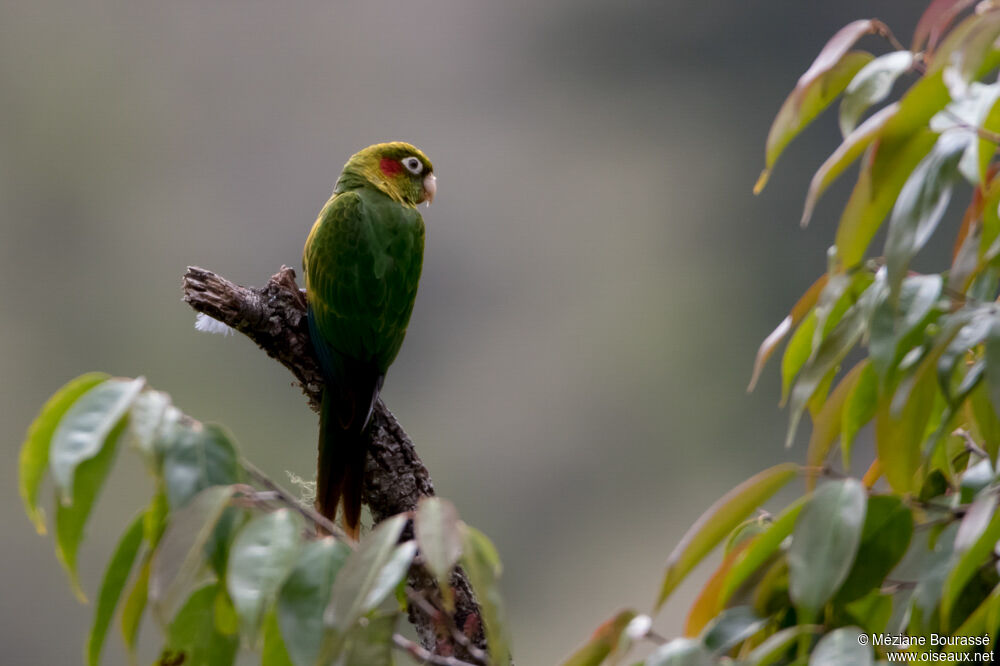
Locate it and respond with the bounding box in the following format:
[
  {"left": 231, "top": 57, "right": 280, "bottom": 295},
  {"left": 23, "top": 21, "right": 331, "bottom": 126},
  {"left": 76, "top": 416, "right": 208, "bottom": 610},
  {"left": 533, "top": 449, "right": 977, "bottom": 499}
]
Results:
[{"left": 379, "top": 158, "right": 403, "bottom": 177}]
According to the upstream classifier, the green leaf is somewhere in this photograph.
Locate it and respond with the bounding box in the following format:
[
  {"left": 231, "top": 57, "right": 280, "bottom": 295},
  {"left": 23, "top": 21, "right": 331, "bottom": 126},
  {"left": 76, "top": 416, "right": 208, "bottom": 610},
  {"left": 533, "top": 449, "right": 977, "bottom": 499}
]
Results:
[
  {"left": 121, "top": 558, "right": 150, "bottom": 656},
  {"left": 876, "top": 356, "right": 938, "bottom": 494},
  {"left": 869, "top": 274, "right": 943, "bottom": 379},
  {"left": 985, "top": 318, "right": 1000, "bottom": 426},
  {"left": 835, "top": 495, "right": 913, "bottom": 603},
  {"left": 835, "top": 128, "right": 938, "bottom": 269},
  {"left": 788, "top": 479, "right": 867, "bottom": 615},
  {"left": 160, "top": 583, "right": 238, "bottom": 666},
  {"left": 560, "top": 610, "right": 637, "bottom": 666},
  {"left": 50, "top": 377, "right": 144, "bottom": 500},
  {"left": 226, "top": 508, "right": 303, "bottom": 640},
  {"left": 806, "top": 361, "right": 865, "bottom": 488},
  {"left": 809, "top": 627, "right": 872, "bottom": 666},
  {"left": 802, "top": 103, "right": 897, "bottom": 228},
  {"left": 645, "top": 638, "right": 714, "bottom": 666},
  {"left": 839, "top": 51, "right": 914, "bottom": 138},
  {"left": 719, "top": 497, "right": 806, "bottom": 606},
  {"left": 278, "top": 538, "right": 351, "bottom": 666},
  {"left": 745, "top": 625, "right": 821, "bottom": 666},
  {"left": 749, "top": 274, "right": 828, "bottom": 391},
  {"left": 415, "top": 496, "right": 463, "bottom": 611},
  {"left": 87, "top": 512, "right": 145, "bottom": 666},
  {"left": 943, "top": 582, "right": 1000, "bottom": 653},
  {"left": 261, "top": 610, "right": 295, "bottom": 666},
  {"left": 884, "top": 131, "right": 967, "bottom": 301},
  {"left": 935, "top": 11, "right": 1000, "bottom": 95},
  {"left": 700, "top": 606, "right": 766, "bottom": 654},
  {"left": 937, "top": 83, "right": 1000, "bottom": 185},
  {"left": 842, "top": 361, "right": 878, "bottom": 467},
  {"left": 656, "top": 463, "right": 798, "bottom": 607},
  {"left": 904, "top": 524, "right": 959, "bottom": 625},
  {"left": 757, "top": 19, "right": 882, "bottom": 190},
  {"left": 150, "top": 485, "right": 236, "bottom": 622},
  {"left": 325, "top": 514, "right": 408, "bottom": 631},
  {"left": 55, "top": 416, "right": 127, "bottom": 602},
  {"left": 20, "top": 372, "right": 108, "bottom": 534},
  {"left": 461, "top": 524, "right": 511, "bottom": 666},
  {"left": 786, "top": 296, "right": 870, "bottom": 447},
  {"left": 127, "top": 389, "right": 172, "bottom": 459},
  {"left": 161, "top": 423, "right": 240, "bottom": 510},
  {"left": 942, "top": 496, "right": 1000, "bottom": 628},
  {"left": 339, "top": 613, "right": 396, "bottom": 666},
  {"left": 781, "top": 313, "right": 817, "bottom": 405}
]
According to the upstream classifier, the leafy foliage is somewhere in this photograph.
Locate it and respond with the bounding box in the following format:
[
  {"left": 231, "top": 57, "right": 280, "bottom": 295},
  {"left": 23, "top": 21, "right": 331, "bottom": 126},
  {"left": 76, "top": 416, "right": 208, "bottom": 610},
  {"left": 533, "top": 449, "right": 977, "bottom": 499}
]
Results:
[
  {"left": 20, "top": 375, "right": 510, "bottom": 665},
  {"left": 562, "top": 2, "right": 1000, "bottom": 663}
]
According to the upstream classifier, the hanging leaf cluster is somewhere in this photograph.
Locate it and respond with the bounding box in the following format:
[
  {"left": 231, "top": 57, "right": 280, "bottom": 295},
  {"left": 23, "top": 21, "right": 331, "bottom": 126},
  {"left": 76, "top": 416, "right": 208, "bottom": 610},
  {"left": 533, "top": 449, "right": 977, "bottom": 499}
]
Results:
[
  {"left": 563, "top": 2, "right": 1000, "bottom": 663},
  {"left": 19, "top": 374, "right": 510, "bottom": 665}
]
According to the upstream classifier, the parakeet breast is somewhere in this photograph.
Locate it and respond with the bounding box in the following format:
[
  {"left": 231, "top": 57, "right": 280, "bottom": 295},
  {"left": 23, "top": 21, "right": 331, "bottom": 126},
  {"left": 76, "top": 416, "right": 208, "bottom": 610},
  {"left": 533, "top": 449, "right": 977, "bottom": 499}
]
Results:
[{"left": 304, "top": 185, "right": 425, "bottom": 374}]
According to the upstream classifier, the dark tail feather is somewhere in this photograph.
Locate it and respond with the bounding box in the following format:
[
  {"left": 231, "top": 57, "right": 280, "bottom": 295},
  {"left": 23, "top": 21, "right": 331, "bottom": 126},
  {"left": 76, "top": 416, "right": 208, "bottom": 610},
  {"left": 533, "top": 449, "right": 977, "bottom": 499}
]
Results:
[{"left": 315, "top": 379, "right": 379, "bottom": 540}]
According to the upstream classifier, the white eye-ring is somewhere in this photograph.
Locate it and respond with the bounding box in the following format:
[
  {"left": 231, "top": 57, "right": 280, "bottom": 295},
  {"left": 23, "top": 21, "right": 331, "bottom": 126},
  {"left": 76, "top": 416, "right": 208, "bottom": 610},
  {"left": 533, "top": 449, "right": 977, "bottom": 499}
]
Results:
[{"left": 402, "top": 156, "right": 423, "bottom": 175}]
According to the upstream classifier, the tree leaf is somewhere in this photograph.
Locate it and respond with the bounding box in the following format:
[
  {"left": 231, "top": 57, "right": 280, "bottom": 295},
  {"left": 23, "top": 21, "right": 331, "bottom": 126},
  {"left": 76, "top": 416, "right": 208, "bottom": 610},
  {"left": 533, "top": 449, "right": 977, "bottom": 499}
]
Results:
[
  {"left": 781, "top": 312, "right": 817, "bottom": 405},
  {"left": 806, "top": 361, "right": 866, "bottom": 489},
  {"left": 277, "top": 538, "right": 350, "bottom": 666},
  {"left": 121, "top": 557, "right": 150, "bottom": 656},
  {"left": 876, "top": 353, "right": 939, "bottom": 494},
  {"left": 809, "top": 627, "right": 873, "bottom": 666},
  {"left": 835, "top": 495, "right": 913, "bottom": 603},
  {"left": 415, "top": 496, "right": 463, "bottom": 611},
  {"left": 560, "top": 610, "right": 637, "bottom": 666},
  {"left": 942, "top": 496, "right": 1000, "bottom": 628},
  {"left": 839, "top": 51, "right": 914, "bottom": 138},
  {"left": 719, "top": 497, "right": 806, "bottom": 606},
  {"left": 55, "top": 416, "right": 127, "bottom": 602},
  {"left": 160, "top": 583, "right": 238, "bottom": 666},
  {"left": 912, "top": 0, "right": 976, "bottom": 52},
  {"left": 261, "top": 610, "right": 295, "bottom": 666},
  {"left": 339, "top": 612, "right": 396, "bottom": 666},
  {"left": 842, "top": 361, "right": 879, "bottom": 468},
  {"left": 935, "top": 11, "right": 1000, "bottom": 96},
  {"left": 885, "top": 131, "right": 968, "bottom": 301},
  {"left": 226, "top": 508, "right": 303, "bottom": 641},
  {"left": 149, "top": 484, "right": 236, "bottom": 622},
  {"left": 645, "top": 638, "right": 714, "bottom": 666},
  {"left": 127, "top": 389, "right": 172, "bottom": 459},
  {"left": 20, "top": 372, "right": 109, "bottom": 534},
  {"left": 683, "top": 539, "right": 752, "bottom": 637},
  {"left": 802, "top": 103, "right": 898, "bottom": 228},
  {"left": 836, "top": 129, "right": 938, "bottom": 270},
  {"left": 325, "top": 514, "right": 407, "bottom": 631},
  {"left": 869, "top": 274, "right": 943, "bottom": 380},
  {"left": 786, "top": 296, "right": 870, "bottom": 448},
  {"left": 461, "top": 524, "right": 511, "bottom": 666},
  {"left": 87, "top": 511, "right": 145, "bottom": 666},
  {"left": 161, "top": 422, "right": 240, "bottom": 510},
  {"left": 700, "top": 606, "right": 767, "bottom": 654},
  {"left": 943, "top": 581, "right": 1000, "bottom": 653},
  {"left": 757, "top": 19, "right": 885, "bottom": 190},
  {"left": 745, "top": 625, "right": 822, "bottom": 666},
  {"left": 656, "top": 463, "right": 798, "bottom": 608},
  {"left": 788, "top": 479, "right": 868, "bottom": 615},
  {"left": 749, "top": 275, "right": 828, "bottom": 391},
  {"left": 49, "top": 377, "right": 144, "bottom": 500},
  {"left": 985, "top": 318, "right": 1000, "bottom": 429}
]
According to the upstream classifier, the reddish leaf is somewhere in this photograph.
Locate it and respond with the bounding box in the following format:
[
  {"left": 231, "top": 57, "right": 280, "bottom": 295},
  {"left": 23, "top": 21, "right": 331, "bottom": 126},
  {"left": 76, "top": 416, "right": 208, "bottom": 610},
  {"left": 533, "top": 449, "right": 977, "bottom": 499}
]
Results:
[
  {"left": 683, "top": 540, "right": 752, "bottom": 637},
  {"left": 913, "top": 0, "right": 976, "bottom": 53}
]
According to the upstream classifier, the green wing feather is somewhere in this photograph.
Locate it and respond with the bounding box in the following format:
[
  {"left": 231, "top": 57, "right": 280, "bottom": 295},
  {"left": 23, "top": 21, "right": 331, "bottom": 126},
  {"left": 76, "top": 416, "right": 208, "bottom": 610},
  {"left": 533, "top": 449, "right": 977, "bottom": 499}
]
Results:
[{"left": 304, "top": 187, "right": 424, "bottom": 375}]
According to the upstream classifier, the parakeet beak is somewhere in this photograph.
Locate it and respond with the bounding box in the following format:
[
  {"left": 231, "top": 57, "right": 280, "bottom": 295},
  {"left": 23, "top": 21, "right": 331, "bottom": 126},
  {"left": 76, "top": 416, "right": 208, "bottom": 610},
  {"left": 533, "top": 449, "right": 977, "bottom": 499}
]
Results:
[{"left": 422, "top": 173, "right": 437, "bottom": 206}]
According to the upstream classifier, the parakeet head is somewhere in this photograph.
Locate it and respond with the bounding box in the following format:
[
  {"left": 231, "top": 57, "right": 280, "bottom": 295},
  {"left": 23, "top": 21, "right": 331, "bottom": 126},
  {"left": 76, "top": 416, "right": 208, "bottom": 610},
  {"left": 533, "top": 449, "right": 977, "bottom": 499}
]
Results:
[{"left": 336, "top": 142, "right": 436, "bottom": 207}]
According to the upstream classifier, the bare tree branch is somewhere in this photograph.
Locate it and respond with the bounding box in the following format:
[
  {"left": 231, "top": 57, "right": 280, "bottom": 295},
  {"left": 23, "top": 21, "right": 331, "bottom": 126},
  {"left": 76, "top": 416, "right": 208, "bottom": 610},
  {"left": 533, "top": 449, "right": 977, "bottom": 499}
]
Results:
[{"left": 181, "top": 265, "right": 487, "bottom": 659}]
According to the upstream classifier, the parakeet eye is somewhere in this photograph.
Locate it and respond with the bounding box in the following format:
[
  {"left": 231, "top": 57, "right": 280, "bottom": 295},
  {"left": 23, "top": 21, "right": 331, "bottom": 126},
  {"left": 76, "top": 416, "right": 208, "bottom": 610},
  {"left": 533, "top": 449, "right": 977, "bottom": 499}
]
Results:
[{"left": 402, "top": 157, "right": 423, "bottom": 175}]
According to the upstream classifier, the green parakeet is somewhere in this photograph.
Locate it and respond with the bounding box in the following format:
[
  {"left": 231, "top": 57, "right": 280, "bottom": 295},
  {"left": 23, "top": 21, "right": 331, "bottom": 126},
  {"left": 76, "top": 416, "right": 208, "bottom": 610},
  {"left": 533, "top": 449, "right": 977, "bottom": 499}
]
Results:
[{"left": 303, "top": 142, "right": 436, "bottom": 538}]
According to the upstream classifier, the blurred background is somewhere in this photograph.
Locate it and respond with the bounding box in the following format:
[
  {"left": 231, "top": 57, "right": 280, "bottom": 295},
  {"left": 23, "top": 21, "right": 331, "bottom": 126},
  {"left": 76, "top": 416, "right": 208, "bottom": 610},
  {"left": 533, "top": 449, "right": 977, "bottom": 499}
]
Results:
[{"left": 1, "top": 1, "right": 924, "bottom": 663}]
